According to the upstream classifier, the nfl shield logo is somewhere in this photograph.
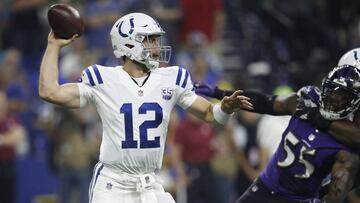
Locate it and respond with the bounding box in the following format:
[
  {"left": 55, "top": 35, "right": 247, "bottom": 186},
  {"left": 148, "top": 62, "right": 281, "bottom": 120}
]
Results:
[
  {"left": 106, "top": 182, "right": 112, "bottom": 190},
  {"left": 138, "top": 90, "right": 144, "bottom": 97},
  {"left": 145, "top": 176, "right": 150, "bottom": 183}
]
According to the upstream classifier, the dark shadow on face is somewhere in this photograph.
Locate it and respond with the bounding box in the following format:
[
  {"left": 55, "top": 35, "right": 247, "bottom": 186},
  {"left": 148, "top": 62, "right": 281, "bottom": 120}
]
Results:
[{"left": 323, "top": 87, "right": 354, "bottom": 112}]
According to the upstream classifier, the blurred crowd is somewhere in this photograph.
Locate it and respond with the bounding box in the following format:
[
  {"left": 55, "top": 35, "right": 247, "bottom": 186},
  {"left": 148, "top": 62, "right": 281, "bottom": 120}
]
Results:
[{"left": 1, "top": 0, "right": 360, "bottom": 203}]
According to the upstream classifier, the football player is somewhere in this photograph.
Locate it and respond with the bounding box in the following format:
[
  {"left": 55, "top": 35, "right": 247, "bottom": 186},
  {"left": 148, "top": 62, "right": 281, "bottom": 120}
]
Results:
[
  {"left": 38, "top": 13, "right": 253, "bottom": 203},
  {"left": 195, "top": 65, "right": 360, "bottom": 202}
]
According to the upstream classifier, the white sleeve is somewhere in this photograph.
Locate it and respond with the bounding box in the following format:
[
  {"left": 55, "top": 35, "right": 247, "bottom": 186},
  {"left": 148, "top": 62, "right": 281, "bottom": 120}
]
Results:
[
  {"left": 78, "top": 83, "right": 93, "bottom": 107},
  {"left": 175, "top": 67, "right": 197, "bottom": 109},
  {"left": 77, "top": 67, "right": 96, "bottom": 107}
]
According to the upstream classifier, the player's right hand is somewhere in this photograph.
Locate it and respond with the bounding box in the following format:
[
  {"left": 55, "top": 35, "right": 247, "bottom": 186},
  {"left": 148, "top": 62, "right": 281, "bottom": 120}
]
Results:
[
  {"left": 221, "top": 90, "right": 253, "bottom": 113},
  {"left": 47, "top": 31, "right": 78, "bottom": 48}
]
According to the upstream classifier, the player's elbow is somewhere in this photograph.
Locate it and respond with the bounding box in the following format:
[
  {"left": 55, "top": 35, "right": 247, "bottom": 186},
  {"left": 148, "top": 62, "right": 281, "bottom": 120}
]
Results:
[
  {"left": 38, "top": 90, "right": 53, "bottom": 102},
  {"left": 38, "top": 85, "right": 48, "bottom": 100},
  {"left": 38, "top": 85, "right": 57, "bottom": 102}
]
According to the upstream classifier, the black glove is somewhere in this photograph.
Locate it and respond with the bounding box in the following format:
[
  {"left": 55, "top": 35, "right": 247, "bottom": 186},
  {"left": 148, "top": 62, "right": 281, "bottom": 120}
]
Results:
[
  {"left": 306, "top": 107, "right": 332, "bottom": 132},
  {"left": 294, "top": 87, "right": 318, "bottom": 119}
]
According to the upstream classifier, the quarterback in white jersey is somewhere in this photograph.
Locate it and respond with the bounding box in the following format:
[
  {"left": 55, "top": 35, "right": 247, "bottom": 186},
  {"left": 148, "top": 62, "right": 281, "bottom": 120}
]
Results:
[
  {"left": 79, "top": 64, "right": 200, "bottom": 174},
  {"left": 39, "top": 13, "right": 253, "bottom": 203}
]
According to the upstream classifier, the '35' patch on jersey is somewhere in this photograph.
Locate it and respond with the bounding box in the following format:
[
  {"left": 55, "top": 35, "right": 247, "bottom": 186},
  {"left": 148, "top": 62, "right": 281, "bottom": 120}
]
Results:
[{"left": 161, "top": 87, "right": 173, "bottom": 100}]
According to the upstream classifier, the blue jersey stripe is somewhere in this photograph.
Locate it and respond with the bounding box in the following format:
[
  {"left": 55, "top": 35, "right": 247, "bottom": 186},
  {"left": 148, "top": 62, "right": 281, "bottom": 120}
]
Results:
[
  {"left": 89, "top": 163, "right": 104, "bottom": 203},
  {"left": 181, "top": 70, "right": 189, "bottom": 88},
  {"left": 176, "top": 67, "right": 183, "bottom": 85},
  {"left": 85, "top": 68, "right": 95, "bottom": 86},
  {"left": 88, "top": 162, "right": 99, "bottom": 199},
  {"left": 92, "top": 65, "right": 103, "bottom": 84}
]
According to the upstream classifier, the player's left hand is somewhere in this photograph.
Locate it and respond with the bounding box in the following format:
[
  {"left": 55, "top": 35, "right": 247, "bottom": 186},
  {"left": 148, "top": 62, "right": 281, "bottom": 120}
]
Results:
[
  {"left": 294, "top": 90, "right": 332, "bottom": 131},
  {"left": 294, "top": 87, "right": 319, "bottom": 119},
  {"left": 221, "top": 90, "right": 253, "bottom": 113}
]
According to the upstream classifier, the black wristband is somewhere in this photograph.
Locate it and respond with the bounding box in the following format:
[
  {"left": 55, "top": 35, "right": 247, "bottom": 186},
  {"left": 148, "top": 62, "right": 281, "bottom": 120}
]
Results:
[
  {"left": 213, "top": 89, "right": 278, "bottom": 115},
  {"left": 242, "top": 91, "right": 277, "bottom": 115}
]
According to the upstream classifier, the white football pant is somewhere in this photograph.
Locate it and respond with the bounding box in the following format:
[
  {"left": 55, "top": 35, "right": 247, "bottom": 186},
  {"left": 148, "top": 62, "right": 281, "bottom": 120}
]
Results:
[{"left": 89, "top": 163, "right": 176, "bottom": 203}]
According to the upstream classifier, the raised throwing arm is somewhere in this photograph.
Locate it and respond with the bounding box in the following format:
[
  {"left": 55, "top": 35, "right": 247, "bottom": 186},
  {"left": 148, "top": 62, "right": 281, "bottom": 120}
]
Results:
[{"left": 39, "top": 32, "right": 81, "bottom": 108}]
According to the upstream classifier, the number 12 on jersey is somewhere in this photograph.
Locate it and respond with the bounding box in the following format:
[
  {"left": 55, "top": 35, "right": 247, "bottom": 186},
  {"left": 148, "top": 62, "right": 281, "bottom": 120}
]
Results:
[{"left": 120, "top": 102, "right": 163, "bottom": 149}]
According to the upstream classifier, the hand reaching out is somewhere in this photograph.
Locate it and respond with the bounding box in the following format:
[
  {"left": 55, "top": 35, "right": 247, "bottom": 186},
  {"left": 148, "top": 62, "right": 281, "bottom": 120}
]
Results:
[{"left": 221, "top": 90, "right": 253, "bottom": 114}]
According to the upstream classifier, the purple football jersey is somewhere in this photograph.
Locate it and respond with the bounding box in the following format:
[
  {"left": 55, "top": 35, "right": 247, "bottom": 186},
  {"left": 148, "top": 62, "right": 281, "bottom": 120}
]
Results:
[{"left": 260, "top": 86, "right": 354, "bottom": 201}]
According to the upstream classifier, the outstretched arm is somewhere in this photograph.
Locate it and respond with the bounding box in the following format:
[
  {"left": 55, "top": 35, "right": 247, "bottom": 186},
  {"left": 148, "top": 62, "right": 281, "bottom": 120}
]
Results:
[
  {"left": 194, "top": 83, "right": 297, "bottom": 116},
  {"left": 39, "top": 32, "right": 81, "bottom": 108},
  {"left": 322, "top": 151, "right": 359, "bottom": 203},
  {"left": 195, "top": 83, "right": 360, "bottom": 148},
  {"left": 187, "top": 90, "right": 253, "bottom": 125}
]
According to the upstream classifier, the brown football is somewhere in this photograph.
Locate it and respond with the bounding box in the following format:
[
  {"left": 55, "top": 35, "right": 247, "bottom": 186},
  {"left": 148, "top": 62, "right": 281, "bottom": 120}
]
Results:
[{"left": 47, "top": 4, "right": 84, "bottom": 39}]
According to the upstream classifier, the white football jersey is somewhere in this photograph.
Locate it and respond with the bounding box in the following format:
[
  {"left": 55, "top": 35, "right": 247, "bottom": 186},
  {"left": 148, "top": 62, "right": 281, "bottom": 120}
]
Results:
[{"left": 78, "top": 65, "right": 197, "bottom": 174}]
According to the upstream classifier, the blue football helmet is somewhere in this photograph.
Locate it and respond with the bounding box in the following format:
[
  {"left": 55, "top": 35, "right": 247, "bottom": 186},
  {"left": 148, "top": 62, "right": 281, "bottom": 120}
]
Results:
[{"left": 320, "top": 65, "right": 360, "bottom": 120}]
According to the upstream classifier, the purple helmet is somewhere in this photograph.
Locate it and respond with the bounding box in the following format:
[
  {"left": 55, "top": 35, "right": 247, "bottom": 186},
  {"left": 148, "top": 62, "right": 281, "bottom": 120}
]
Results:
[{"left": 320, "top": 65, "right": 360, "bottom": 120}]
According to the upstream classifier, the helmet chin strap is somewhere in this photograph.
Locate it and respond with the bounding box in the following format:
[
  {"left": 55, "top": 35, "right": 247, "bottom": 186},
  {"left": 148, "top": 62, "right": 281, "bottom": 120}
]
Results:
[
  {"left": 113, "top": 48, "right": 160, "bottom": 70},
  {"left": 137, "top": 59, "right": 159, "bottom": 70},
  {"left": 113, "top": 50, "right": 123, "bottom": 58},
  {"left": 134, "top": 50, "right": 159, "bottom": 70},
  {"left": 319, "top": 106, "right": 352, "bottom": 120}
]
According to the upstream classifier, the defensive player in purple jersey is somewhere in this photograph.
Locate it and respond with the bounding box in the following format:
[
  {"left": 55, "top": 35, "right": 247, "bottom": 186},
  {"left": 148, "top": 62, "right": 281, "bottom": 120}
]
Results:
[{"left": 195, "top": 65, "right": 360, "bottom": 203}]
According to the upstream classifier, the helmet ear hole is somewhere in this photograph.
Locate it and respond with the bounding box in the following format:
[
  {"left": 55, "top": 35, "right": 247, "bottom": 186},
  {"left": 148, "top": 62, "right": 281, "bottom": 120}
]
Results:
[{"left": 125, "top": 44, "right": 134, "bottom": 49}]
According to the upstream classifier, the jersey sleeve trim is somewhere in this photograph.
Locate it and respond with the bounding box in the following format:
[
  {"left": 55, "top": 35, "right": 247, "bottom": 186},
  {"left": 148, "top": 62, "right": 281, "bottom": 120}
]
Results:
[
  {"left": 175, "top": 66, "right": 190, "bottom": 88},
  {"left": 85, "top": 68, "right": 96, "bottom": 86},
  {"left": 84, "top": 65, "right": 104, "bottom": 86},
  {"left": 181, "top": 70, "right": 189, "bottom": 88},
  {"left": 176, "top": 67, "right": 183, "bottom": 86},
  {"left": 92, "top": 65, "right": 103, "bottom": 84}
]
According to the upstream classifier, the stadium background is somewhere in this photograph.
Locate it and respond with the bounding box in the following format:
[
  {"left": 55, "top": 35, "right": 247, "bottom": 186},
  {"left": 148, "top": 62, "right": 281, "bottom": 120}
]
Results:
[{"left": 0, "top": 0, "right": 360, "bottom": 203}]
